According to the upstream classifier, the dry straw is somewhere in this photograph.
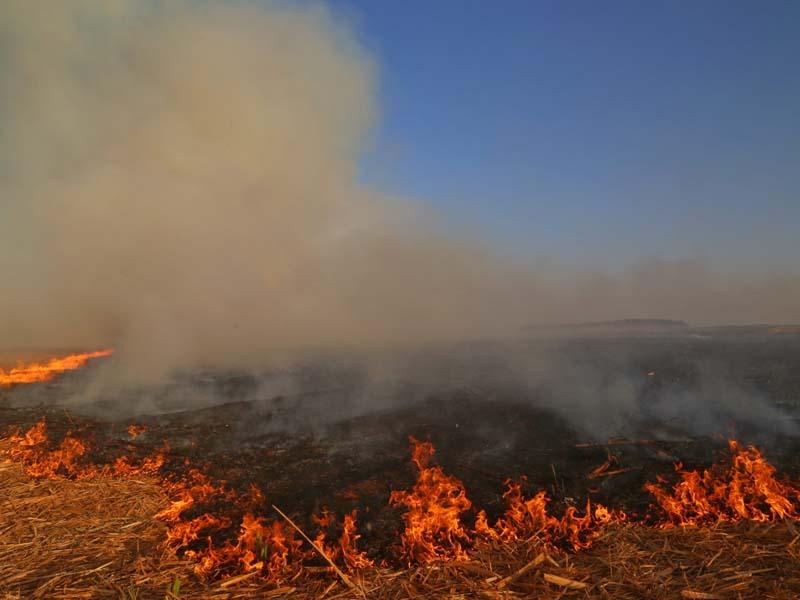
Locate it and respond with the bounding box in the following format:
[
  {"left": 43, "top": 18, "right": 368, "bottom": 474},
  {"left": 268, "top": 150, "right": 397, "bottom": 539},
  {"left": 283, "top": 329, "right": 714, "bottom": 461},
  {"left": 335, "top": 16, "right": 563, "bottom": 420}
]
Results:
[{"left": 2, "top": 447, "right": 800, "bottom": 599}]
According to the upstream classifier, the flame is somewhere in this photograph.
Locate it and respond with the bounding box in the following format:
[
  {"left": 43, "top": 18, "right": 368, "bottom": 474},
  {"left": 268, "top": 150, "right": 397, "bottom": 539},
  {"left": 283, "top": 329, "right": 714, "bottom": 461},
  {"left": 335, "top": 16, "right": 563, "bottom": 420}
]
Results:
[
  {"left": 0, "top": 349, "right": 114, "bottom": 387},
  {"left": 3, "top": 420, "right": 341, "bottom": 580},
  {"left": 110, "top": 443, "right": 167, "bottom": 476},
  {"left": 193, "top": 513, "right": 305, "bottom": 580},
  {"left": 156, "top": 468, "right": 224, "bottom": 522},
  {"left": 242, "top": 516, "right": 302, "bottom": 578},
  {"left": 475, "top": 478, "right": 625, "bottom": 550},
  {"left": 645, "top": 440, "right": 800, "bottom": 527},
  {"left": 4, "top": 418, "right": 170, "bottom": 482},
  {"left": 493, "top": 480, "right": 558, "bottom": 541},
  {"left": 5, "top": 420, "right": 95, "bottom": 478},
  {"left": 155, "top": 471, "right": 315, "bottom": 581},
  {"left": 340, "top": 510, "right": 374, "bottom": 569},
  {"left": 164, "top": 510, "right": 306, "bottom": 581},
  {"left": 389, "top": 437, "right": 473, "bottom": 563},
  {"left": 313, "top": 508, "right": 374, "bottom": 570},
  {"left": 3, "top": 419, "right": 799, "bottom": 581},
  {"left": 127, "top": 424, "right": 147, "bottom": 439}
]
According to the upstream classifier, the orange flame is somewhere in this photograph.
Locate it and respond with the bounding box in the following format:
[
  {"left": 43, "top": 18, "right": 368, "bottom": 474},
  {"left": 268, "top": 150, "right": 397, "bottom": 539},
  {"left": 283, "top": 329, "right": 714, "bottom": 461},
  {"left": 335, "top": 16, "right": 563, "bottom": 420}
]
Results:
[
  {"left": 2, "top": 419, "right": 373, "bottom": 580},
  {"left": 0, "top": 349, "right": 114, "bottom": 387},
  {"left": 127, "top": 424, "right": 147, "bottom": 439},
  {"left": 313, "top": 508, "right": 374, "bottom": 570},
  {"left": 237, "top": 515, "right": 303, "bottom": 578},
  {"left": 188, "top": 513, "right": 305, "bottom": 580},
  {"left": 390, "top": 437, "right": 473, "bottom": 564},
  {"left": 5, "top": 418, "right": 170, "bottom": 481},
  {"left": 645, "top": 440, "right": 800, "bottom": 527},
  {"left": 475, "top": 478, "right": 625, "bottom": 550},
  {"left": 5, "top": 420, "right": 94, "bottom": 478},
  {"left": 4, "top": 418, "right": 800, "bottom": 580},
  {"left": 340, "top": 510, "right": 374, "bottom": 569}
]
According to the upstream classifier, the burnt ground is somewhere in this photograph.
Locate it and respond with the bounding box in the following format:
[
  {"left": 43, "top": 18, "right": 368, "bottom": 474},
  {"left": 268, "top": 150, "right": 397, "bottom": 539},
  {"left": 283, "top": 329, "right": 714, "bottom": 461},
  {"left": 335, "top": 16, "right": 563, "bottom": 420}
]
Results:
[{"left": 2, "top": 334, "right": 800, "bottom": 562}]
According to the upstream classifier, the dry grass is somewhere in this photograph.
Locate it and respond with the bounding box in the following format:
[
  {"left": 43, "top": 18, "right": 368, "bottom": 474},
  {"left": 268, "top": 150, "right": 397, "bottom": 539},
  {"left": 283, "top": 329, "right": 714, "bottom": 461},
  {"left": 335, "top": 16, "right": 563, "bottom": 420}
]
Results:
[
  {"left": 2, "top": 449, "right": 800, "bottom": 599},
  {"left": 0, "top": 455, "right": 169, "bottom": 598}
]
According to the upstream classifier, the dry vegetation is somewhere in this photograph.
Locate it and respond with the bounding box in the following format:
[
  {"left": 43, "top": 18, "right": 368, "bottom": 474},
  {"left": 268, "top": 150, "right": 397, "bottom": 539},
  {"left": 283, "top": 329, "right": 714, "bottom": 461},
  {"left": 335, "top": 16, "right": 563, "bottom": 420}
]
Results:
[{"left": 2, "top": 444, "right": 799, "bottom": 600}]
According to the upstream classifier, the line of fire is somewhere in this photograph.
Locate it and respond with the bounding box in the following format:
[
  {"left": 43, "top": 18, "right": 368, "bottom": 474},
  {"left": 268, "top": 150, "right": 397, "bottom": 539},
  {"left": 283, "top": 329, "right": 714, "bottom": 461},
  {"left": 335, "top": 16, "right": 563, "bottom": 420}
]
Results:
[
  {"left": 3, "top": 2, "right": 800, "bottom": 598},
  {"left": 2, "top": 340, "right": 800, "bottom": 598}
]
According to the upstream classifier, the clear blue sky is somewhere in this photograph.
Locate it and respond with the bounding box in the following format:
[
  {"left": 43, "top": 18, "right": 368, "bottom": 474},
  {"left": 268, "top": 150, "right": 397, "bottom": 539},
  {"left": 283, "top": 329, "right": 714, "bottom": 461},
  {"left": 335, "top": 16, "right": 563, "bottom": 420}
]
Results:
[{"left": 331, "top": 0, "right": 799, "bottom": 271}]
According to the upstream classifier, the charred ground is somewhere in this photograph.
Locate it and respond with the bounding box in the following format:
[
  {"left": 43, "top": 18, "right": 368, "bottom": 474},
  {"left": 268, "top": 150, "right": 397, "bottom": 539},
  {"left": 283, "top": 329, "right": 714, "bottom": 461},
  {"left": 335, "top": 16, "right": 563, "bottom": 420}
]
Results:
[{"left": 3, "top": 334, "right": 800, "bottom": 557}]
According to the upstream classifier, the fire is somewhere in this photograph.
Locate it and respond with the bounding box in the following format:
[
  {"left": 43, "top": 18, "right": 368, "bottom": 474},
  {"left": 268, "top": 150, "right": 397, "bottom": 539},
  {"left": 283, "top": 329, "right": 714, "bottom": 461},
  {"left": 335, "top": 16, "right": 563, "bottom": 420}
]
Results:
[
  {"left": 389, "top": 437, "right": 473, "bottom": 563},
  {"left": 177, "top": 513, "right": 305, "bottom": 581},
  {"left": 234, "top": 514, "right": 302, "bottom": 578},
  {"left": 156, "top": 468, "right": 226, "bottom": 522},
  {"left": 387, "top": 439, "right": 624, "bottom": 560},
  {"left": 645, "top": 440, "right": 800, "bottom": 527},
  {"left": 157, "top": 472, "right": 372, "bottom": 579},
  {"left": 0, "top": 349, "right": 114, "bottom": 387},
  {"left": 6, "top": 423, "right": 90, "bottom": 479},
  {"left": 492, "top": 480, "right": 558, "bottom": 541},
  {"left": 155, "top": 469, "right": 308, "bottom": 580},
  {"left": 313, "top": 508, "right": 374, "bottom": 570},
  {"left": 5, "top": 418, "right": 167, "bottom": 480},
  {"left": 2, "top": 419, "right": 344, "bottom": 581},
  {"left": 340, "top": 510, "right": 374, "bottom": 569},
  {"left": 3, "top": 418, "right": 800, "bottom": 584},
  {"left": 127, "top": 424, "right": 147, "bottom": 439},
  {"left": 475, "top": 478, "right": 625, "bottom": 550}
]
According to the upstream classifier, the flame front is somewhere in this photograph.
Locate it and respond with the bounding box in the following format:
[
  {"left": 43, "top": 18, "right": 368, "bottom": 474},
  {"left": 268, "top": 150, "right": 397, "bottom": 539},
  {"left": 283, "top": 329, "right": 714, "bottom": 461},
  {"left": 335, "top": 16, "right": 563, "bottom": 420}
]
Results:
[
  {"left": 6, "top": 419, "right": 166, "bottom": 480},
  {"left": 645, "top": 440, "right": 800, "bottom": 526},
  {"left": 2, "top": 419, "right": 800, "bottom": 583},
  {"left": 0, "top": 349, "right": 114, "bottom": 387}
]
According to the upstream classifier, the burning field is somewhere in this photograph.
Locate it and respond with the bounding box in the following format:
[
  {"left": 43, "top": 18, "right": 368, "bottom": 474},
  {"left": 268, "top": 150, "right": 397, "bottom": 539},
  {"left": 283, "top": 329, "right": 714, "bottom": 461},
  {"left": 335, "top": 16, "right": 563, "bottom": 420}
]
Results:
[
  {"left": 2, "top": 337, "right": 800, "bottom": 599},
  {"left": 2, "top": 1, "right": 799, "bottom": 598}
]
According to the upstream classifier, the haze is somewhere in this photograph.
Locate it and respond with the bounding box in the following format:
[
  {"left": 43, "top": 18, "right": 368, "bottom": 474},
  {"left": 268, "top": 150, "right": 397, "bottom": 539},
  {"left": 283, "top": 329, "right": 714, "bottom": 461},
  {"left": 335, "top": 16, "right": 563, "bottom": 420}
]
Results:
[{"left": 0, "top": 0, "right": 798, "bottom": 382}]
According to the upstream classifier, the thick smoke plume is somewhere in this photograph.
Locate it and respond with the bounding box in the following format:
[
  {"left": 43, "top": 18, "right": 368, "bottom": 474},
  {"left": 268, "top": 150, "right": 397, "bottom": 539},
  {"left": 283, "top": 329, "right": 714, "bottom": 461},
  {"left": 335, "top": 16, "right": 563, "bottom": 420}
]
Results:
[
  {"left": 1, "top": 0, "right": 798, "bottom": 386},
  {"left": 0, "top": 0, "right": 535, "bottom": 381}
]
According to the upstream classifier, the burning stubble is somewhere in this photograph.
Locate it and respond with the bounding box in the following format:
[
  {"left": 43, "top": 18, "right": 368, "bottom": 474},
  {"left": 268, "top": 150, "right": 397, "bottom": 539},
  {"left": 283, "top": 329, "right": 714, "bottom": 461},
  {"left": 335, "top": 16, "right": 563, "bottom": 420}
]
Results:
[{"left": 1, "top": 0, "right": 799, "bottom": 394}]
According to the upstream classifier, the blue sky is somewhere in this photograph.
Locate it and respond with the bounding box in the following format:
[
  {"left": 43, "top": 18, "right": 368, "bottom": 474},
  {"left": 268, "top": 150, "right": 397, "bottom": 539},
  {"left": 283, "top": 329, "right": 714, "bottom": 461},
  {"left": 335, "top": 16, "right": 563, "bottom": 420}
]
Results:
[{"left": 331, "top": 0, "right": 799, "bottom": 270}]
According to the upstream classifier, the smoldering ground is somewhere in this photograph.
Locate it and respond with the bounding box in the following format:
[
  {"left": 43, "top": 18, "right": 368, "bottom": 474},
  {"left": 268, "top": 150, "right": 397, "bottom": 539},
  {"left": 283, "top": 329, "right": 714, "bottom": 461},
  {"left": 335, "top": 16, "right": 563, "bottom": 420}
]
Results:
[
  {"left": 4, "top": 336, "right": 798, "bottom": 450},
  {"left": 1, "top": 1, "right": 799, "bottom": 434}
]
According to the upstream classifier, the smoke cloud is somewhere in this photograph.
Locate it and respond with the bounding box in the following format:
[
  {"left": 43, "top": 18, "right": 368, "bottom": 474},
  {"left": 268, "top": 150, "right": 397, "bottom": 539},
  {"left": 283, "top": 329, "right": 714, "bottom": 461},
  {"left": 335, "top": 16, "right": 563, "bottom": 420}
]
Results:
[
  {"left": 0, "top": 0, "right": 534, "bottom": 380},
  {"left": 1, "top": 0, "right": 798, "bottom": 386}
]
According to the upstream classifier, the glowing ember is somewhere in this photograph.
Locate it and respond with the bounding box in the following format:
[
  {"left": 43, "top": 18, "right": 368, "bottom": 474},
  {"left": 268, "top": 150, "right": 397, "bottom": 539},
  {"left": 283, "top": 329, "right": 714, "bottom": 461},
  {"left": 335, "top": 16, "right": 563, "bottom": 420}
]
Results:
[
  {"left": 0, "top": 349, "right": 114, "bottom": 387},
  {"left": 390, "top": 436, "right": 473, "bottom": 563}
]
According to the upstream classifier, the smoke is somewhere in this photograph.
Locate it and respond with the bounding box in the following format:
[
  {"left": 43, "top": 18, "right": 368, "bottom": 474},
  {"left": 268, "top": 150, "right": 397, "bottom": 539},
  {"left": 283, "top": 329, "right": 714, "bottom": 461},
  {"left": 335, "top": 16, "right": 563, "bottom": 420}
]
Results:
[
  {"left": 501, "top": 340, "right": 799, "bottom": 441},
  {"left": 0, "top": 0, "right": 536, "bottom": 382},
  {"left": 1, "top": 0, "right": 798, "bottom": 388}
]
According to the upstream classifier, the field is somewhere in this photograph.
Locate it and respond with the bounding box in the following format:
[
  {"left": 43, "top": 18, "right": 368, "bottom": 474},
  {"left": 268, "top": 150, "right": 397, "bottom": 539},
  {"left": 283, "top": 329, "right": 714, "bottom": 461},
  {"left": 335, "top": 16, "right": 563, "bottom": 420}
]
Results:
[{"left": 2, "top": 334, "right": 800, "bottom": 598}]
